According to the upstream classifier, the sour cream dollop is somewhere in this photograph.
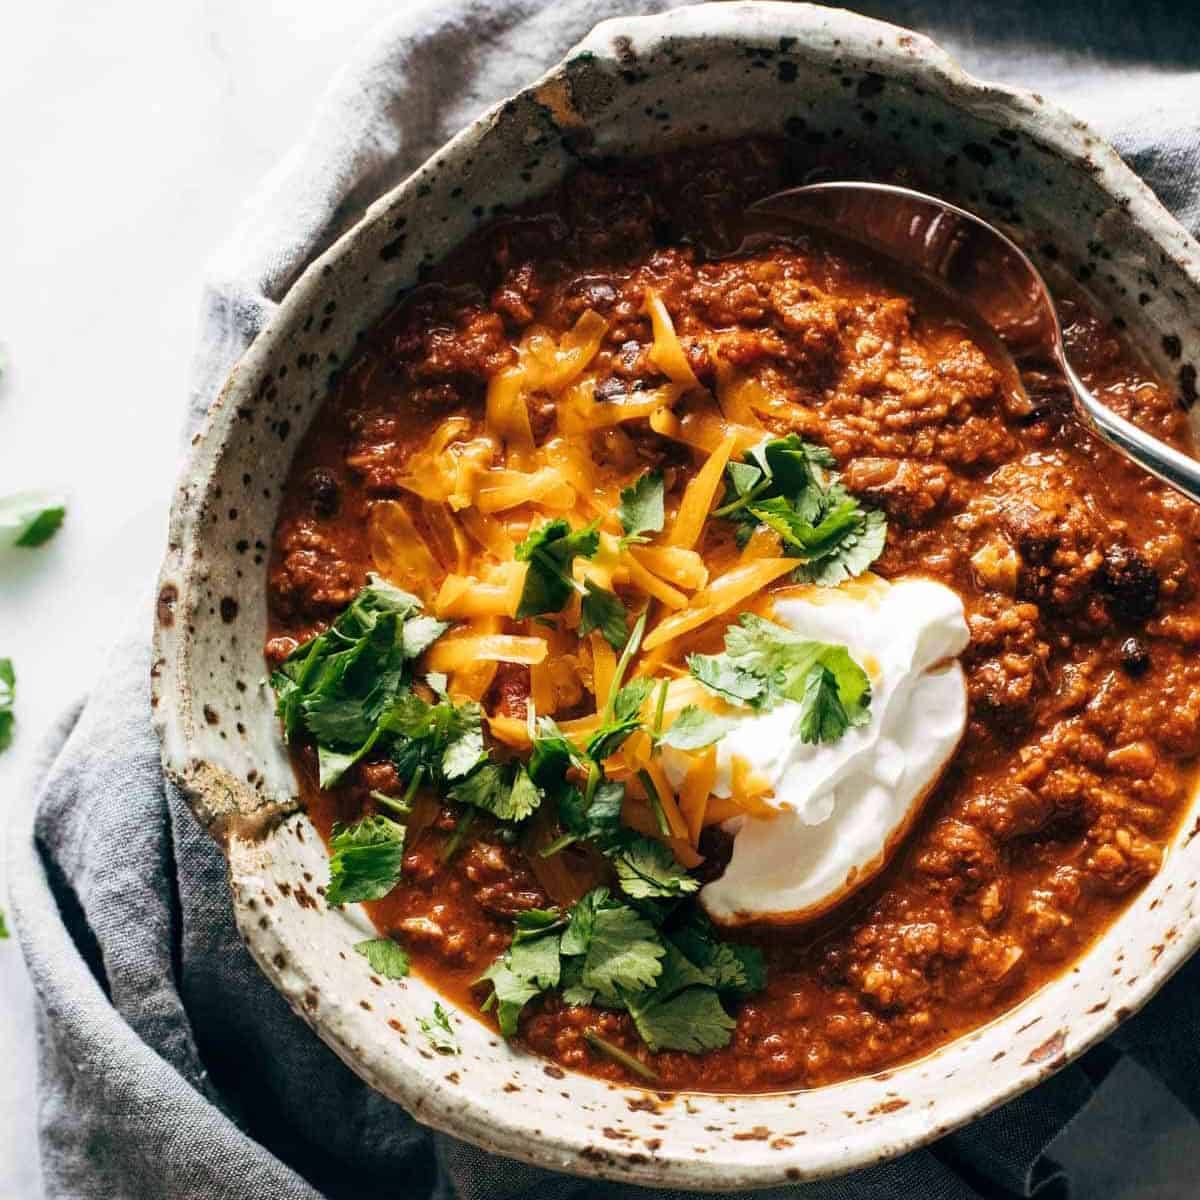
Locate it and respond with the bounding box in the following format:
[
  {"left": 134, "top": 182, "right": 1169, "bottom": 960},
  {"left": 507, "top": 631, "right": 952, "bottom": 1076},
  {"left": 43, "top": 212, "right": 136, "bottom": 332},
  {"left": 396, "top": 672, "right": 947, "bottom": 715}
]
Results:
[{"left": 675, "top": 577, "right": 970, "bottom": 926}]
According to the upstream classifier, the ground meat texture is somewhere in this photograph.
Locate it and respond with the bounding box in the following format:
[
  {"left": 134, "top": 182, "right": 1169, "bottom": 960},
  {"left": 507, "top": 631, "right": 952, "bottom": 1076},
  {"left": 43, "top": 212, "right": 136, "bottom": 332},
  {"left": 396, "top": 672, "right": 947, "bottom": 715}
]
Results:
[
  {"left": 842, "top": 457, "right": 955, "bottom": 526},
  {"left": 268, "top": 139, "right": 1200, "bottom": 1095},
  {"left": 269, "top": 518, "right": 362, "bottom": 619}
]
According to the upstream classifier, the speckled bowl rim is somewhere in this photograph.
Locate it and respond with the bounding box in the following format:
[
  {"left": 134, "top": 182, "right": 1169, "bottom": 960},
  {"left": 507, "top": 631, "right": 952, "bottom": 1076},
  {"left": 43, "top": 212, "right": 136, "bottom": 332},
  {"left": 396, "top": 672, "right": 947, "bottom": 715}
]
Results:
[{"left": 152, "top": 3, "right": 1200, "bottom": 1190}]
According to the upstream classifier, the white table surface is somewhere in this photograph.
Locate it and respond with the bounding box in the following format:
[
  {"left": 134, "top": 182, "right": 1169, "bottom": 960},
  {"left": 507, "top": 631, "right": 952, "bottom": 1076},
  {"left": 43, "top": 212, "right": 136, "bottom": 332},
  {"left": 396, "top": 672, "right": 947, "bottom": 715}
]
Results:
[{"left": 1, "top": 4, "right": 1198, "bottom": 1198}]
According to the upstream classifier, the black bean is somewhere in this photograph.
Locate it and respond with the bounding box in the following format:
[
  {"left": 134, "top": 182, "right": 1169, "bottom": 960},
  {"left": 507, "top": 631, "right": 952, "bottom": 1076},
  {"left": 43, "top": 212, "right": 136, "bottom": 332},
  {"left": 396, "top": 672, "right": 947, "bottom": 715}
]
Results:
[
  {"left": 1100, "top": 544, "right": 1159, "bottom": 624},
  {"left": 1120, "top": 637, "right": 1152, "bottom": 677},
  {"left": 308, "top": 468, "right": 341, "bottom": 519}
]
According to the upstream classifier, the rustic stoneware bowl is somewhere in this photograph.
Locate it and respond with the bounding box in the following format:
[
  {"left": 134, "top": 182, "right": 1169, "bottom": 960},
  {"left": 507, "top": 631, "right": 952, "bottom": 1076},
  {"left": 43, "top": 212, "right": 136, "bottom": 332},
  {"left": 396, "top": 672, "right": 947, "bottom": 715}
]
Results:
[{"left": 153, "top": 2, "right": 1200, "bottom": 1189}]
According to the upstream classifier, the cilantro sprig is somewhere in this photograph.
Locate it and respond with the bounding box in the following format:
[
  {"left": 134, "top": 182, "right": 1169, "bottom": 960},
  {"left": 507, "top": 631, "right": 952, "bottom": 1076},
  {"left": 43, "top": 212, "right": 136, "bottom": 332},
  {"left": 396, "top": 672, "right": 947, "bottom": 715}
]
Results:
[
  {"left": 617, "top": 470, "right": 665, "bottom": 549},
  {"left": 688, "top": 613, "right": 872, "bottom": 744},
  {"left": 476, "top": 887, "right": 764, "bottom": 1057},
  {"left": 419, "top": 1001, "right": 460, "bottom": 1054},
  {"left": 514, "top": 519, "right": 600, "bottom": 618},
  {"left": 325, "top": 814, "right": 406, "bottom": 907},
  {"left": 0, "top": 490, "right": 67, "bottom": 549},
  {"left": 716, "top": 435, "right": 886, "bottom": 585},
  {"left": 0, "top": 658, "right": 13, "bottom": 755}
]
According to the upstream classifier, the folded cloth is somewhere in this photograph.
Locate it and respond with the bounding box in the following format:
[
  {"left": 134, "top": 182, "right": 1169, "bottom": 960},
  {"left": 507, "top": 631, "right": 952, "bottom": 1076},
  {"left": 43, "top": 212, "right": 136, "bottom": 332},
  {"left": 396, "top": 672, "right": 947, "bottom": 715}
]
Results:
[{"left": 10, "top": 2, "right": 1200, "bottom": 1197}]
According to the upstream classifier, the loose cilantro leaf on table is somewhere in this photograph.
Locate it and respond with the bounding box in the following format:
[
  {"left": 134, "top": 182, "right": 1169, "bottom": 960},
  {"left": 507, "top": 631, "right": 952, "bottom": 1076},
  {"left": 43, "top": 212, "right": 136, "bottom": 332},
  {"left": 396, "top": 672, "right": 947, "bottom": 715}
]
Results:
[
  {"left": 354, "top": 937, "right": 410, "bottom": 979},
  {"left": 689, "top": 613, "right": 871, "bottom": 743},
  {"left": 0, "top": 490, "right": 67, "bottom": 549},
  {"left": 579, "top": 579, "right": 629, "bottom": 650},
  {"left": 660, "top": 704, "right": 735, "bottom": 751},
  {"left": 325, "top": 815, "right": 406, "bottom": 907},
  {"left": 0, "top": 657, "right": 14, "bottom": 754},
  {"left": 514, "top": 518, "right": 600, "bottom": 617},
  {"left": 450, "top": 761, "right": 543, "bottom": 822},
  {"left": 617, "top": 470, "right": 665, "bottom": 548},
  {"left": 714, "top": 434, "right": 886, "bottom": 584},
  {"left": 418, "top": 1001, "right": 460, "bottom": 1054}
]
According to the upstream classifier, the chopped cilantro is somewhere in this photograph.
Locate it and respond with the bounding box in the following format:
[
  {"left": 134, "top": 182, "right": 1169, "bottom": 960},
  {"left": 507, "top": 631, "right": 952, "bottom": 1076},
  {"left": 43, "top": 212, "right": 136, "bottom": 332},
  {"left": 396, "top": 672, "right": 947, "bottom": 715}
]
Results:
[
  {"left": 0, "top": 491, "right": 67, "bottom": 548},
  {"left": 418, "top": 1001, "right": 460, "bottom": 1054},
  {"left": 617, "top": 470, "right": 665, "bottom": 547},
  {"left": 628, "top": 984, "right": 737, "bottom": 1053},
  {"left": 689, "top": 613, "right": 871, "bottom": 742},
  {"left": 477, "top": 909, "right": 564, "bottom": 1036},
  {"left": 714, "top": 435, "right": 886, "bottom": 583},
  {"left": 0, "top": 658, "right": 13, "bottom": 754},
  {"left": 580, "top": 903, "right": 665, "bottom": 1001},
  {"left": 612, "top": 836, "right": 700, "bottom": 900},
  {"left": 269, "top": 577, "right": 454, "bottom": 786},
  {"left": 449, "top": 761, "right": 543, "bottom": 822},
  {"left": 660, "top": 704, "right": 735, "bottom": 751},
  {"left": 325, "top": 815, "right": 406, "bottom": 907},
  {"left": 354, "top": 937, "right": 410, "bottom": 979},
  {"left": 586, "top": 676, "right": 655, "bottom": 761},
  {"left": 579, "top": 579, "right": 629, "bottom": 650},
  {"left": 514, "top": 519, "right": 600, "bottom": 617},
  {"left": 558, "top": 780, "right": 624, "bottom": 852},
  {"left": 0, "top": 908, "right": 8, "bottom": 940}
]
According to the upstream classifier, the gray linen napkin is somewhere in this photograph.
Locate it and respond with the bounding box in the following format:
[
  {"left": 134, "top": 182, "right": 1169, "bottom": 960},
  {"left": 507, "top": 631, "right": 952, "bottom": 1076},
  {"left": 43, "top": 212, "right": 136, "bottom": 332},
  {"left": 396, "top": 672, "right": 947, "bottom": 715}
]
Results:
[{"left": 9, "top": 2, "right": 1200, "bottom": 1197}]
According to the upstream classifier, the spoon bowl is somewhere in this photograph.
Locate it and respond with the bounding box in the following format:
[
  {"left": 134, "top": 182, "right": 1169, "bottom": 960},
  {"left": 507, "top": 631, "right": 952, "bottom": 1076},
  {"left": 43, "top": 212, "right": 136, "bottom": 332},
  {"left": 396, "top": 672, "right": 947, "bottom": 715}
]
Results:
[{"left": 746, "top": 182, "right": 1200, "bottom": 504}]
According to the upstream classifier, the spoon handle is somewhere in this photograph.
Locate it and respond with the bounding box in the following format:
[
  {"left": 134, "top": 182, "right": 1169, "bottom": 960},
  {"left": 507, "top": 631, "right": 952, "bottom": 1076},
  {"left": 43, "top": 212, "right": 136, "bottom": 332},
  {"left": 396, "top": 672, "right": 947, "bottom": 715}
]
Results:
[{"left": 1065, "top": 358, "right": 1200, "bottom": 504}]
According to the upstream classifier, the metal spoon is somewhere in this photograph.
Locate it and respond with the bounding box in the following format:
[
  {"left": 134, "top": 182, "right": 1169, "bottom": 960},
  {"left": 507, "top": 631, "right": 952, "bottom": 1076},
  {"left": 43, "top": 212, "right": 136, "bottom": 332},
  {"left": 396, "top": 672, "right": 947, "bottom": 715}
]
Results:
[{"left": 744, "top": 181, "right": 1200, "bottom": 505}]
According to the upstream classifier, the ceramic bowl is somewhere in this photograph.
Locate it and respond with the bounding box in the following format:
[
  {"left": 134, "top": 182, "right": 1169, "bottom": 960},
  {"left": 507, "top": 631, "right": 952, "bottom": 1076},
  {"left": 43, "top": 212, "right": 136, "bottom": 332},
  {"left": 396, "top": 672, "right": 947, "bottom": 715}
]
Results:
[{"left": 152, "top": 2, "right": 1200, "bottom": 1189}]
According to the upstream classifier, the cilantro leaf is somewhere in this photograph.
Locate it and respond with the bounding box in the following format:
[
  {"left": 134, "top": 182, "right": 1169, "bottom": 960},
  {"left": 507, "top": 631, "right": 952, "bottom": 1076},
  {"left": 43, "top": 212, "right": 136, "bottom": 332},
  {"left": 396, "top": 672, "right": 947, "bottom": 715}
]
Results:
[
  {"left": 715, "top": 436, "right": 886, "bottom": 583},
  {"left": 670, "top": 912, "right": 766, "bottom": 997},
  {"left": 795, "top": 665, "right": 851, "bottom": 743},
  {"left": 418, "top": 1001, "right": 460, "bottom": 1054},
  {"left": 0, "top": 908, "right": 8, "bottom": 940},
  {"left": 559, "top": 781, "right": 625, "bottom": 852},
  {"left": 611, "top": 836, "right": 700, "bottom": 900},
  {"left": 791, "top": 505, "right": 888, "bottom": 587},
  {"left": 269, "top": 579, "right": 454, "bottom": 786},
  {"left": 528, "top": 717, "right": 582, "bottom": 789},
  {"left": 617, "top": 470, "right": 665, "bottom": 546},
  {"left": 686, "top": 651, "right": 767, "bottom": 708},
  {"left": 561, "top": 886, "right": 610, "bottom": 956},
  {"left": 514, "top": 519, "right": 600, "bottom": 617},
  {"left": 691, "top": 614, "right": 871, "bottom": 741},
  {"left": 587, "top": 676, "right": 655, "bottom": 761},
  {"left": 450, "top": 761, "right": 543, "bottom": 822},
  {"left": 627, "top": 986, "right": 736, "bottom": 1053},
  {"left": 325, "top": 815, "right": 406, "bottom": 906},
  {"left": 478, "top": 914, "right": 564, "bottom": 1036},
  {"left": 0, "top": 491, "right": 67, "bottom": 548},
  {"left": 660, "top": 705, "right": 735, "bottom": 751},
  {"left": 354, "top": 937, "right": 410, "bottom": 979},
  {"left": 0, "top": 658, "right": 13, "bottom": 754},
  {"left": 580, "top": 904, "right": 665, "bottom": 1001},
  {"left": 579, "top": 580, "right": 629, "bottom": 650}
]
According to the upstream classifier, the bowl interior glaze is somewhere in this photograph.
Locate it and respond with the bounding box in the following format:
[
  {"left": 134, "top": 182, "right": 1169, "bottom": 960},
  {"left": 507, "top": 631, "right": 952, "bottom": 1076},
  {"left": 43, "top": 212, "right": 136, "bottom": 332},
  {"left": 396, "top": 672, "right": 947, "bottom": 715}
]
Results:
[{"left": 153, "top": 4, "right": 1200, "bottom": 1189}]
